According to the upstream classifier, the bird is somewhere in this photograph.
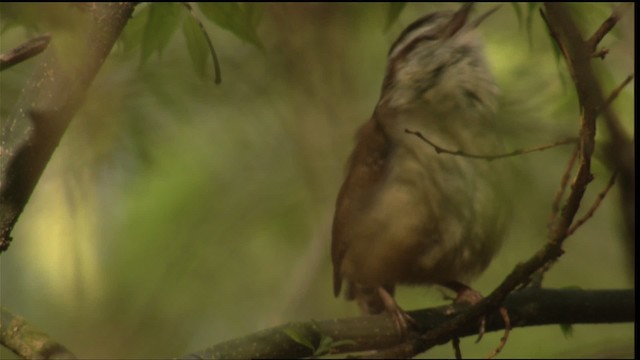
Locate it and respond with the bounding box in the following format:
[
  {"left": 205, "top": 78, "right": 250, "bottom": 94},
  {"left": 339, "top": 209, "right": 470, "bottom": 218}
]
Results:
[{"left": 331, "top": 3, "right": 510, "bottom": 332}]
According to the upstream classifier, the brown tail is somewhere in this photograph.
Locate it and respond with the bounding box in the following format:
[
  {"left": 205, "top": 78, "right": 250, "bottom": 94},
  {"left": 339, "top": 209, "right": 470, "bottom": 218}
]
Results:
[{"left": 346, "top": 282, "right": 395, "bottom": 315}]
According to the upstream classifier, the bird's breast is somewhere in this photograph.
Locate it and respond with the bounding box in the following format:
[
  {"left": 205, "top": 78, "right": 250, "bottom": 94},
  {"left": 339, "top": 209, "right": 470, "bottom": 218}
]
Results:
[{"left": 339, "top": 121, "right": 508, "bottom": 286}]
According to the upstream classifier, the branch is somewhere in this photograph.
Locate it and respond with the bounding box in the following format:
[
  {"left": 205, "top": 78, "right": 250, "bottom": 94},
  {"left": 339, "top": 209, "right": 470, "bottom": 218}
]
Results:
[
  {"left": 566, "top": 171, "right": 618, "bottom": 237},
  {"left": 600, "top": 74, "right": 634, "bottom": 115},
  {"left": 0, "top": 306, "right": 77, "bottom": 359},
  {"left": 179, "top": 288, "right": 634, "bottom": 359},
  {"left": 0, "top": 3, "right": 135, "bottom": 253},
  {"left": 586, "top": 4, "right": 624, "bottom": 55},
  {"left": 404, "top": 129, "right": 577, "bottom": 161},
  {"left": 0, "top": 34, "right": 51, "bottom": 71},
  {"left": 591, "top": 47, "right": 609, "bottom": 60}
]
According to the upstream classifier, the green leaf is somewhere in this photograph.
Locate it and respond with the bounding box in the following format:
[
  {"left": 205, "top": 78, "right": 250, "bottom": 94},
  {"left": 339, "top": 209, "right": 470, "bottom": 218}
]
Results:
[
  {"left": 385, "top": 2, "right": 406, "bottom": 31},
  {"left": 182, "top": 14, "right": 210, "bottom": 79},
  {"left": 282, "top": 327, "right": 315, "bottom": 351},
  {"left": 331, "top": 339, "right": 358, "bottom": 347},
  {"left": 315, "top": 336, "right": 357, "bottom": 356},
  {"left": 198, "top": 2, "right": 264, "bottom": 50},
  {"left": 282, "top": 321, "right": 355, "bottom": 356},
  {"left": 180, "top": 2, "right": 222, "bottom": 84},
  {"left": 140, "top": 3, "right": 182, "bottom": 65},
  {"left": 314, "top": 335, "right": 334, "bottom": 356}
]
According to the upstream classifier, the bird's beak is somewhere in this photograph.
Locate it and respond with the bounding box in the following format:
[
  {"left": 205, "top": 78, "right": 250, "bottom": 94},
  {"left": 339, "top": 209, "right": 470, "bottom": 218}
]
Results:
[
  {"left": 443, "top": 3, "right": 501, "bottom": 38},
  {"left": 471, "top": 5, "right": 501, "bottom": 28},
  {"left": 442, "top": 3, "right": 473, "bottom": 38}
]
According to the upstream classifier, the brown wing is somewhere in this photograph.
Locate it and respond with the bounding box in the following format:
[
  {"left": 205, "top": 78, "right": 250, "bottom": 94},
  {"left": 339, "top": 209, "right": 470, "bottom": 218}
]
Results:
[
  {"left": 331, "top": 117, "right": 392, "bottom": 297},
  {"left": 331, "top": 181, "right": 350, "bottom": 297}
]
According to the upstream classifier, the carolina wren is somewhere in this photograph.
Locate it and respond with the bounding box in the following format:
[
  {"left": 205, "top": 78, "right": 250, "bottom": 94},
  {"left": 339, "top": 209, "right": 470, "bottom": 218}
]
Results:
[{"left": 331, "top": 4, "right": 509, "bottom": 328}]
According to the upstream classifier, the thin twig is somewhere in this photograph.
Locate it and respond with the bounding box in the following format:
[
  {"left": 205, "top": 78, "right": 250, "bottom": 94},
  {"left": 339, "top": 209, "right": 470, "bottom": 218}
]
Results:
[
  {"left": 405, "top": 129, "right": 577, "bottom": 161},
  {"left": 587, "top": 5, "right": 624, "bottom": 54},
  {"left": 566, "top": 171, "right": 618, "bottom": 237},
  {"left": 0, "top": 34, "right": 51, "bottom": 71},
  {"left": 591, "top": 48, "right": 609, "bottom": 59},
  {"left": 548, "top": 145, "right": 579, "bottom": 229},
  {"left": 599, "top": 74, "right": 634, "bottom": 115}
]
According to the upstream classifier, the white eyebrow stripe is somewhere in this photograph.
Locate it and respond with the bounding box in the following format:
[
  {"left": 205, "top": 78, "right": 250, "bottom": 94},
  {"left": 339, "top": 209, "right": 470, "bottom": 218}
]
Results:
[
  {"left": 387, "top": 13, "right": 451, "bottom": 61},
  {"left": 389, "top": 26, "right": 434, "bottom": 60}
]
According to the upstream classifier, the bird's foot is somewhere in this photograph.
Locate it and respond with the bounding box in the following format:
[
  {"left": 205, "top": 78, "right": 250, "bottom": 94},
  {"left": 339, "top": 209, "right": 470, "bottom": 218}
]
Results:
[
  {"left": 377, "top": 286, "right": 418, "bottom": 336},
  {"left": 442, "top": 281, "right": 511, "bottom": 359},
  {"left": 450, "top": 283, "right": 486, "bottom": 342}
]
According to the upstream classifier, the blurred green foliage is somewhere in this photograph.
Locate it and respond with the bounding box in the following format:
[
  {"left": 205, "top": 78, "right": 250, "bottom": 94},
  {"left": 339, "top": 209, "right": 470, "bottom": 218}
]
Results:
[
  {"left": 385, "top": 2, "right": 407, "bottom": 30},
  {"left": 198, "top": 3, "right": 264, "bottom": 50},
  {"left": 0, "top": 3, "right": 634, "bottom": 359},
  {"left": 140, "top": 3, "right": 182, "bottom": 65}
]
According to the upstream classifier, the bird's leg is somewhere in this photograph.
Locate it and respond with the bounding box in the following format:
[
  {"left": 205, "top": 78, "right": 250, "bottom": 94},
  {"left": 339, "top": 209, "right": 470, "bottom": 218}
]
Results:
[
  {"left": 442, "top": 281, "right": 511, "bottom": 359},
  {"left": 442, "top": 281, "right": 487, "bottom": 341},
  {"left": 376, "top": 286, "right": 418, "bottom": 336}
]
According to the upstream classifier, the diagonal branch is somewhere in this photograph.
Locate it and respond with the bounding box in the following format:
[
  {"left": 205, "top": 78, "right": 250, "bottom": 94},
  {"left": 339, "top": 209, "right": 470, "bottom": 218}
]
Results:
[
  {"left": 566, "top": 171, "right": 618, "bottom": 237},
  {"left": 0, "top": 3, "right": 135, "bottom": 253},
  {"left": 600, "top": 74, "right": 634, "bottom": 115}
]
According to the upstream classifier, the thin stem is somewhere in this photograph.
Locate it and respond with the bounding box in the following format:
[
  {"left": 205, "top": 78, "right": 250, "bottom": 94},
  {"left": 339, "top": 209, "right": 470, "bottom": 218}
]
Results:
[
  {"left": 405, "top": 129, "right": 577, "bottom": 161},
  {"left": 566, "top": 171, "right": 618, "bottom": 237}
]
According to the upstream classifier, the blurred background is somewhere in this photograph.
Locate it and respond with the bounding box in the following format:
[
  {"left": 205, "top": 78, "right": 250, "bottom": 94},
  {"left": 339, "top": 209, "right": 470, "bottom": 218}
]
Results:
[{"left": 0, "top": 3, "right": 634, "bottom": 358}]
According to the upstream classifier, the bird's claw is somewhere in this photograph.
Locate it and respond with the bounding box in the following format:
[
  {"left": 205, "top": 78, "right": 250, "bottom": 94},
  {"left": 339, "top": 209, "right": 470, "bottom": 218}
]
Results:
[{"left": 378, "top": 286, "right": 418, "bottom": 336}]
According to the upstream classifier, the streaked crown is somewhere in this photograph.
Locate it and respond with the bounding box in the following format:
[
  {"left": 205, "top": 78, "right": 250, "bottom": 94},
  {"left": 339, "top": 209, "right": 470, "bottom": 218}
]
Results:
[{"left": 380, "top": 4, "right": 499, "bottom": 117}]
